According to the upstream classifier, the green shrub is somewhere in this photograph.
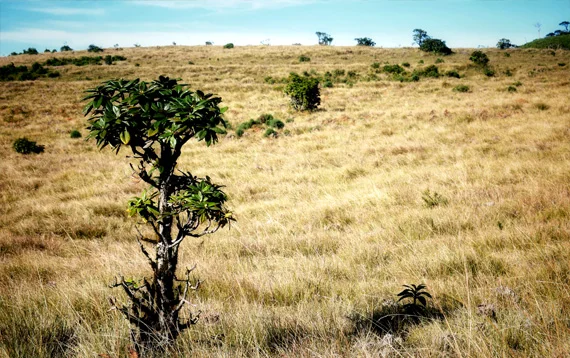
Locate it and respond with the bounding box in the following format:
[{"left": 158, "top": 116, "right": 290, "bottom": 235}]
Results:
[
  {"left": 483, "top": 67, "right": 495, "bottom": 77},
  {"left": 504, "top": 52, "right": 511, "bottom": 57},
  {"left": 322, "top": 79, "right": 333, "bottom": 88},
  {"left": 402, "top": 62, "right": 410, "bottom": 67},
  {"left": 70, "top": 130, "right": 82, "bottom": 138},
  {"left": 87, "top": 44, "right": 103, "bottom": 53},
  {"left": 60, "top": 45, "right": 73, "bottom": 52},
  {"left": 420, "top": 39, "right": 452, "bottom": 55},
  {"left": 453, "top": 85, "right": 470, "bottom": 93},
  {"left": 418, "top": 60, "right": 424, "bottom": 64},
  {"left": 445, "top": 70, "right": 460, "bottom": 78},
  {"left": 333, "top": 69, "right": 345, "bottom": 77},
  {"left": 104, "top": 55, "right": 113, "bottom": 65},
  {"left": 505, "top": 69, "right": 513, "bottom": 76},
  {"left": 258, "top": 114, "right": 274, "bottom": 124},
  {"left": 267, "top": 119, "right": 285, "bottom": 129},
  {"left": 469, "top": 50, "right": 489, "bottom": 66},
  {"left": 371, "top": 62, "right": 381, "bottom": 69},
  {"left": 264, "top": 128, "right": 278, "bottom": 137},
  {"left": 299, "top": 55, "right": 311, "bottom": 62},
  {"left": 415, "top": 65, "right": 440, "bottom": 78},
  {"left": 0, "top": 63, "right": 58, "bottom": 81},
  {"left": 13, "top": 137, "right": 44, "bottom": 154},
  {"left": 534, "top": 103, "right": 550, "bottom": 111},
  {"left": 435, "top": 58, "right": 444, "bottom": 64},
  {"left": 507, "top": 86, "right": 517, "bottom": 92},
  {"left": 223, "top": 43, "right": 234, "bottom": 49},
  {"left": 284, "top": 72, "right": 320, "bottom": 111},
  {"left": 411, "top": 74, "right": 420, "bottom": 82},
  {"left": 383, "top": 64, "right": 405, "bottom": 74},
  {"left": 513, "top": 81, "right": 523, "bottom": 87}
]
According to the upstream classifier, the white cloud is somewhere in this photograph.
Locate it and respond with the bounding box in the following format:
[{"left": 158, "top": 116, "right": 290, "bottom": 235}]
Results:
[
  {"left": 133, "top": 0, "right": 316, "bottom": 10},
  {"left": 28, "top": 7, "right": 105, "bottom": 16}
]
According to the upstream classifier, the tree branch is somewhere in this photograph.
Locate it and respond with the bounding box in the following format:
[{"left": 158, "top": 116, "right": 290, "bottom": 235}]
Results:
[{"left": 135, "top": 227, "right": 157, "bottom": 272}]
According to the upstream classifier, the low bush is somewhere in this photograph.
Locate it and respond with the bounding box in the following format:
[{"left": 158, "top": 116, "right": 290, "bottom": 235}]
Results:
[
  {"left": 420, "top": 39, "right": 452, "bottom": 55},
  {"left": 402, "top": 62, "right": 410, "bottom": 67},
  {"left": 223, "top": 43, "right": 234, "bottom": 49},
  {"left": 414, "top": 65, "right": 440, "bottom": 78},
  {"left": 507, "top": 86, "right": 517, "bottom": 92},
  {"left": 0, "top": 63, "right": 59, "bottom": 81},
  {"left": 445, "top": 70, "right": 460, "bottom": 78},
  {"left": 435, "top": 58, "right": 444, "bottom": 64},
  {"left": 483, "top": 67, "right": 495, "bottom": 77},
  {"left": 371, "top": 62, "right": 380, "bottom": 69},
  {"left": 453, "top": 85, "right": 470, "bottom": 93},
  {"left": 13, "top": 138, "right": 45, "bottom": 154},
  {"left": 470, "top": 50, "right": 489, "bottom": 66},
  {"left": 298, "top": 55, "right": 311, "bottom": 62},
  {"left": 284, "top": 72, "right": 320, "bottom": 111},
  {"left": 383, "top": 64, "right": 405, "bottom": 74},
  {"left": 70, "top": 130, "right": 82, "bottom": 138},
  {"left": 422, "top": 189, "right": 448, "bottom": 207}
]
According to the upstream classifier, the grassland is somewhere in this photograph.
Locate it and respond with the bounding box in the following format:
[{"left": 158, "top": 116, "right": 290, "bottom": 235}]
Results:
[{"left": 1, "top": 45, "right": 569, "bottom": 357}]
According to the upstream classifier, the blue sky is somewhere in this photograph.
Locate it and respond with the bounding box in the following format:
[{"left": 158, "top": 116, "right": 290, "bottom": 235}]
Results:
[{"left": 1, "top": 0, "right": 568, "bottom": 56}]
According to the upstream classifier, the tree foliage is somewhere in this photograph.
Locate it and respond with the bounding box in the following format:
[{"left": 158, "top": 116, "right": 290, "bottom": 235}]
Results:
[
  {"left": 316, "top": 32, "right": 333, "bottom": 46},
  {"left": 470, "top": 50, "right": 489, "bottom": 66},
  {"left": 60, "top": 45, "right": 73, "bottom": 52},
  {"left": 87, "top": 44, "right": 104, "bottom": 53},
  {"left": 83, "top": 76, "right": 233, "bottom": 355},
  {"left": 560, "top": 21, "right": 569, "bottom": 32},
  {"left": 354, "top": 37, "right": 376, "bottom": 46},
  {"left": 284, "top": 73, "right": 320, "bottom": 111},
  {"left": 496, "top": 38, "right": 515, "bottom": 49},
  {"left": 412, "top": 29, "right": 430, "bottom": 46},
  {"left": 419, "top": 38, "right": 452, "bottom": 55}
]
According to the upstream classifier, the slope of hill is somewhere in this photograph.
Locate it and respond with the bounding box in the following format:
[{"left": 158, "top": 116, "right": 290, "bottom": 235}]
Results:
[
  {"left": 520, "top": 34, "right": 570, "bottom": 49},
  {"left": 1, "top": 46, "right": 570, "bottom": 357}
]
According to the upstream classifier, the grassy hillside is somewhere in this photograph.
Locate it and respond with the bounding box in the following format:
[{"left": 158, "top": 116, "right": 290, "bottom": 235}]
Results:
[
  {"left": 521, "top": 34, "right": 570, "bottom": 49},
  {"left": 1, "top": 45, "right": 569, "bottom": 357}
]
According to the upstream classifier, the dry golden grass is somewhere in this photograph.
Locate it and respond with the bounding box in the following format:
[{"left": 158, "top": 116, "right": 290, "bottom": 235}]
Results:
[{"left": 1, "top": 45, "right": 569, "bottom": 357}]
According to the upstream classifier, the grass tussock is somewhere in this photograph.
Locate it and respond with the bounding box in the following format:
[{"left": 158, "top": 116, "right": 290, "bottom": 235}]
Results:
[{"left": 1, "top": 45, "right": 569, "bottom": 357}]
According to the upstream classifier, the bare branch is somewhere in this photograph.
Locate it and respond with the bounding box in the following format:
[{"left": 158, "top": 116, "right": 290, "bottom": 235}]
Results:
[{"left": 135, "top": 227, "right": 157, "bottom": 272}]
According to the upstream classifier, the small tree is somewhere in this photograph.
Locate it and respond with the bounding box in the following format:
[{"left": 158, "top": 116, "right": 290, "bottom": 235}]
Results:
[
  {"left": 470, "top": 50, "right": 489, "bottom": 66},
  {"left": 223, "top": 43, "right": 234, "bottom": 49},
  {"left": 496, "top": 38, "right": 514, "bottom": 49},
  {"left": 23, "top": 48, "right": 38, "bottom": 55},
  {"left": 88, "top": 44, "right": 104, "bottom": 53},
  {"left": 355, "top": 37, "right": 375, "bottom": 46},
  {"left": 560, "top": 21, "right": 569, "bottom": 32},
  {"left": 61, "top": 45, "right": 73, "bottom": 52},
  {"left": 284, "top": 73, "right": 320, "bottom": 111},
  {"left": 316, "top": 32, "right": 333, "bottom": 46},
  {"left": 412, "top": 29, "right": 430, "bottom": 46},
  {"left": 419, "top": 38, "right": 452, "bottom": 55},
  {"left": 83, "top": 76, "right": 233, "bottom": 355}
]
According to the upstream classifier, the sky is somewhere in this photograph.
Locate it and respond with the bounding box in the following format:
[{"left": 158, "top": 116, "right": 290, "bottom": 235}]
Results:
[{"left": 0, "top": 0, "right": 568, "bottom": 56}]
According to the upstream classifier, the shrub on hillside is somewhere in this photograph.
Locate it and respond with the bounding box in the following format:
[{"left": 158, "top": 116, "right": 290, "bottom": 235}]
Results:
[
  {"left": 414, "top": 65, "right": 440, "bottom": 78},
  {"left": 420, "top": 39, "right": 452, "bottom": 55},
  {"left": 223, "top": 43, "right": 234, "bottom": 49},
  {"left": 13, "top": 138, "right": 44, "bottom": 154},
  {"left": 284, "top": 72, "right": 320, "bottom": 111},
  {"left": 445, "top": 70, "right": 460, "bottom": 78},
  {"left": 60, "top": 45, "right": 73, "bottom": 52},
  {"left": 383, "top": 64, "right": 405, "bottom": 74},
  {"left": 453, "top": 85, "right": 470, "bottom": 93},
  {"left": 87, "top": 44, "right": 104, "bottom": 53},
  {"left": 355, "top": 37, "right": 375, "bottom": 46},
  {"left": 470, "top": 50, "right": 489, "bottom": 66},
  {"left": 299, "top": 55, "right": 311, "bottom": 62}
]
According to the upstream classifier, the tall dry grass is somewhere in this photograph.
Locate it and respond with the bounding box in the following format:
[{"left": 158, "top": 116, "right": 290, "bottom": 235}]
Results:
[{"left": 1, "top": 45, "right": 569, "bottom": 357}]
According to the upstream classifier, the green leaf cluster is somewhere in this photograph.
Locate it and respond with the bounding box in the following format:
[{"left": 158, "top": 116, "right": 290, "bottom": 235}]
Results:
[{"left": 83, "top": 76, "right": 228, "bottom": 156}]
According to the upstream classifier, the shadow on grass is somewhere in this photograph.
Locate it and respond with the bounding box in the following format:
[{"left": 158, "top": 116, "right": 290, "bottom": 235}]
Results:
[{"left": 348, "top": 299, "right": 447, "bottom": 339}]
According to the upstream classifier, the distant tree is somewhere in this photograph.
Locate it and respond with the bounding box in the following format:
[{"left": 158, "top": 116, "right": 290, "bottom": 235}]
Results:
[
  {"left": 354, "top": 37, "right": 376, "bottom": 46},
  {"left": 546, "top": 32, "right": 556, "bottom": 37},
  {"left": 560, "top": 21, "right": 569, "bottom": 32},
  {"left": 412, "top": 29, "right": 430, "bottom": 46},
  {"left": 134, "top": 43, "right": 141, "bottom": 48},
  {"left": 316, "top": 32, "right": 333, "bottom": 46},
  {"left": 44, "top": 49, "right": 51, "bottom": 53},
  {"left": 205, "top": 41, "right": 213, "bottom": 45},
  {"left": 223, "top": 43, "right": 234, "bottom": 49},
  {"left": 419, "top": 38, "right": 452, "bottom": 55},
  {"left": 23, "top": 48, "right": 38, "bottom": 55},
  {"left": 172, "top": 42, "right": 177, "bottom": 46},
  {"left": 497, "top": 38, "right": 515, "bottom": 49},
  {"left": 60, "top": 45, "right": 73, "bottom": 52},
  {"left": 87, "top": 44, "right": 104, "bottom": 53},
  {"left": 554, "top": 30, "right": 565, "bottom": 36}
]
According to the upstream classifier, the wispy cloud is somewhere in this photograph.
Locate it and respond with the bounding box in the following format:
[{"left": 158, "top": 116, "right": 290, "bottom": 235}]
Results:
[
  {"left": 28, "top": 7, "right": 105, "bottom": 16},
  {"left": 133, "top": 0, "right": 316, "bottom": 10}
]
